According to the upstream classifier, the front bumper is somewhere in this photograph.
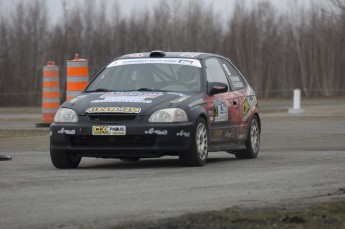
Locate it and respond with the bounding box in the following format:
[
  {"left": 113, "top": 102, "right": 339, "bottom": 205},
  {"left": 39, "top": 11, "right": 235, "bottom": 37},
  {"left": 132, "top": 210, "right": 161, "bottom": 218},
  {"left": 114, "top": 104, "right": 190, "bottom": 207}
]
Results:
[{"left": 50, "top": 121, "right": 194, "bottom": 158}]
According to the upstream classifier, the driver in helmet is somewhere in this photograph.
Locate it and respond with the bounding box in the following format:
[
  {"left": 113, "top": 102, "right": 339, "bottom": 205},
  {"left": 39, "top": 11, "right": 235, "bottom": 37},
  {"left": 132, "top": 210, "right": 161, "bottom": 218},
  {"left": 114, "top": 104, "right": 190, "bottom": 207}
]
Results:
[{"left": 176, "top": 66, "right": 200, "bottom": 91}]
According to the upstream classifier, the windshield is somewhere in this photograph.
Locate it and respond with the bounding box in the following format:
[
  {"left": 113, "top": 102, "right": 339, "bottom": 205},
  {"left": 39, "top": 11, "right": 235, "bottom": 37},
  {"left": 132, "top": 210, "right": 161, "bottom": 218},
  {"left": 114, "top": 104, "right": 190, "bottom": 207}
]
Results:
[{"left": 86, "top": 59, "right": 202, "bottom": 92}]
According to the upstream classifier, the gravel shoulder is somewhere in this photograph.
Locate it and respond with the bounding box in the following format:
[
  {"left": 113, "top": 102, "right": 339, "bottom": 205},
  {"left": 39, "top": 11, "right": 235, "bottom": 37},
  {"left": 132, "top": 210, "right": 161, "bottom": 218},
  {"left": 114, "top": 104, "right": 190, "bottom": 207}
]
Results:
[{"left": 117, "top": 199, "right": 345, "bottom": 229}]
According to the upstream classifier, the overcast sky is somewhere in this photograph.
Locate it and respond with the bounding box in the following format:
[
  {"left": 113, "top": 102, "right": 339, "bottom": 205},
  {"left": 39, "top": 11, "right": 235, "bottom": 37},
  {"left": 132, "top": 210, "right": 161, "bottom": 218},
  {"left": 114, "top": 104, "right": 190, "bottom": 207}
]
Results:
[{"left": 0, "top": 0, "right": 329, "bottom": 25}]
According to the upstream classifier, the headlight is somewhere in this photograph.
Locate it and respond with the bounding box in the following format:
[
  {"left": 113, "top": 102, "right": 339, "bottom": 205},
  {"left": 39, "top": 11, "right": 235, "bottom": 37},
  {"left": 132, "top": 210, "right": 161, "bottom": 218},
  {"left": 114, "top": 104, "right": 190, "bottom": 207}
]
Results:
[
  {"left": 149, "top": 108, "right": 188, "bottom": 123},
  {"left": 54, "top": 108, "right": 78, "bottom": 123}
]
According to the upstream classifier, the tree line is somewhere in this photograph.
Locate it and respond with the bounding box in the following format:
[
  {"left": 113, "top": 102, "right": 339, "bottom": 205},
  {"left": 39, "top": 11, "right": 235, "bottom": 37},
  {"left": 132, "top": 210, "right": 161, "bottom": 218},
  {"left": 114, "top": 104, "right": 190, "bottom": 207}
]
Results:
[{"left": 0, "top": 0, "right": 344, "bottom": 106}]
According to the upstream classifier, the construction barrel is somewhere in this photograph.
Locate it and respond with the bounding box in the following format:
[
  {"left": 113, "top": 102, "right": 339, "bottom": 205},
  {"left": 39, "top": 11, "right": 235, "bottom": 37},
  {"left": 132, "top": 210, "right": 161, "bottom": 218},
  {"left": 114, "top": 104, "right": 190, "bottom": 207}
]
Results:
[
  {"left": 66, "top": 54, "right": 89, "bottom": 101},
  {"left": 39, "top": 61, "right": 60, "bottom": 126}
]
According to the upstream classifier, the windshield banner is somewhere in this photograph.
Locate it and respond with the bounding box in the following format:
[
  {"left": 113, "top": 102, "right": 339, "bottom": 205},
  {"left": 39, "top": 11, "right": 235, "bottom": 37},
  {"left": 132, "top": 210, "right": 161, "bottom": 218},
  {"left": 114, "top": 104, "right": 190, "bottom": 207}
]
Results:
[{"left": 107, "top": 58, "right": 202, "bottom": 68}]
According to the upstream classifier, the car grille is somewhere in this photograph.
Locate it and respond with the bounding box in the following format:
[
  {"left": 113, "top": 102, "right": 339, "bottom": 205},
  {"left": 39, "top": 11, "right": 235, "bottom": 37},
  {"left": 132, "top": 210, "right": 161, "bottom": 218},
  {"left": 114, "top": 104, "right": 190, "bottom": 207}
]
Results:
[
  {"left": 87, "top": 114, "right": 138, "bottom": 123},
  {"left": 70, "top": 135, "right": 155, "bottom": 148}
]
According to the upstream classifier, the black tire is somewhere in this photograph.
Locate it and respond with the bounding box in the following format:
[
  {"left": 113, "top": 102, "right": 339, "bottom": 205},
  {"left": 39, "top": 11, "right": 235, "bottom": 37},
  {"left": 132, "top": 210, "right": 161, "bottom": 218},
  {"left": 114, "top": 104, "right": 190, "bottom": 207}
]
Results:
[
  {"left": 120, "top": 158, "right": 140, "bottom": 162},
  {"left": 235, "top": 115, "right": 260, "bottom": 159},
  {"left": 179, "top": 118, "right": 208, "bottom": 166},
  {"left": 50, "top": 147, "right": 81, "bottom": 169}
]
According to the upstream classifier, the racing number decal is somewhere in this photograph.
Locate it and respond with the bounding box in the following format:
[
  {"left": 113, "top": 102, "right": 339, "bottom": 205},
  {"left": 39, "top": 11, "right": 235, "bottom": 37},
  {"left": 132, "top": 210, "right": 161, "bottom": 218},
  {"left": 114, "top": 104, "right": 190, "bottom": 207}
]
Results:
[{"left": 214, "top": 100, "right": 228, "bottom": 122}]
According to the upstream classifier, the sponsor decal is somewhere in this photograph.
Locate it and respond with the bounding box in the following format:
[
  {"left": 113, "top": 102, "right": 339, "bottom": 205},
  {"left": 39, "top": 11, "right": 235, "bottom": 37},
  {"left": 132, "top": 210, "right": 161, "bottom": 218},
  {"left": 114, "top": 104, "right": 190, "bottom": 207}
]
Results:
[
  {"left": 176, "top": 130, "right": 190, "bottom": 137},
  {"left": 91, "top": 92, "right": 163, "bottom": 104},
  {"left": 180, "top": 53, "right": 202, "bottom": 58},
  {"left": 242, "top": 86, "right": 257, "bottom": 121},
  {"left": 230, "top": 76, "right": 241, "bottom": 82},
  {"left": 224, "top": 128, "right": 238, "bottom": 139},
  {"left": 144, "top": 128, "right": 168, "bottom": 135},
  {"left": 224, "top": 130, "right": 232, "bottom": 138},
  {"left": 178, "top": 60, "right": 195, "bottom": 65},
  {"left": 128, "top": 53, "right": 144, "bottom": 58},
  {"left": 86, "top": 107, "right": 141, "bottom": 114},
  {"left": 242, "top": 99, "right": 250, "bottom": 120},
  {"left": 247, "top": 86, "right": 257, "bottom": 107},
  {"left": 57, "top": 128, "right": 76, "bottom": 135},
  {"left": 213, "top": 129, "right": 223, "bottom": 141},
  {"left": 229, "top": 76, "right": 245, "bottom": 89},
  {"left": 238, "top": 134, "right": 246, "bottom": 139},
  {"left": 92, "top": 126, "right": 126, "bottom": 135},
  {"left": 100, "top": 92, "right": 162, "bottom": 98},
  {"left": 106, "top": 58, "right": 202, "bottom": 68},
  {"left": 233, "top": 82, "right": 244, "bottom": 88},
  {"left": 214, "top": 100, "right": 228, "bottom": 122},
  {"left": 91, "top": 97, "right": 152, "bottom": 104},
  {"left": 167, "top": 92, "right": 187, "bottom": 97}
]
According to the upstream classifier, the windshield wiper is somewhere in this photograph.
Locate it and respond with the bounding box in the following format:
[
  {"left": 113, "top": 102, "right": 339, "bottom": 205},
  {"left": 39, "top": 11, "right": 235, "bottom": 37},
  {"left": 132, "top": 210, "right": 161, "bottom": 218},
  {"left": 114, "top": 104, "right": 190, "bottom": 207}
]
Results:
[
  {"left": 137, "top": 88, "right": 154, "bottom": 91},
  {"left": 136, "top": 88, "right": 167, "bottom": 92},
  {"left": 85, "top": 88, "right": 110, "bottom": 93}
]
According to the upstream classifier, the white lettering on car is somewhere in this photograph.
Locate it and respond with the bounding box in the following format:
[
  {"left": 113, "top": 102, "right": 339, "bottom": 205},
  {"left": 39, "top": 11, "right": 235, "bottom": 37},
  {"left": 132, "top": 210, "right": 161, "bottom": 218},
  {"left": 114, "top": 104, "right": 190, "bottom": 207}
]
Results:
[
  {"left": 176, "top": 130, "right": 190, "bottom": 137},
  {"left": 144, "top": 128, "right": 168, "bottom": 135},
  {"left": 57, "top": 128, "right": 75, "bottom": 135}
]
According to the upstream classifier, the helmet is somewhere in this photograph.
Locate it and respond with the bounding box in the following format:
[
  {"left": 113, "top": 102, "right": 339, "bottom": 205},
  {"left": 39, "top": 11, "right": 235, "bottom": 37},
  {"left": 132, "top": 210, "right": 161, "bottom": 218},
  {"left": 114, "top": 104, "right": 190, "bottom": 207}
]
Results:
[
  {"left": 177, "top": 66, "right": 199, "bottom": 82},
  {"left": 131, "top": 69, "right": 154, "bottom": 89}
]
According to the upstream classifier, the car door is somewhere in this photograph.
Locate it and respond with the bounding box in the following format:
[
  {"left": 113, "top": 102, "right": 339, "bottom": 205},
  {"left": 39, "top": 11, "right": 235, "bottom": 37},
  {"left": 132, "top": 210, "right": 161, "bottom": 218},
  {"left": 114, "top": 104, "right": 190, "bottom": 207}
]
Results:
[
  {"left": 204, "top": 57, "right": 240, "bottom": 144},
  {"left": 218, "top": 58, "right": 248, "bottom": 141}
]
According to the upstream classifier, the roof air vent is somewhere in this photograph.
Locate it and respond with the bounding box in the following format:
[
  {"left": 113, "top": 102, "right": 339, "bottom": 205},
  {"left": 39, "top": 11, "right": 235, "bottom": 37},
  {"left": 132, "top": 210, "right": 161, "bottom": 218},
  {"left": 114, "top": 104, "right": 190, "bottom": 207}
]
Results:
[{"left": 150, "top": 50, "right": 165, "bottom": 57}]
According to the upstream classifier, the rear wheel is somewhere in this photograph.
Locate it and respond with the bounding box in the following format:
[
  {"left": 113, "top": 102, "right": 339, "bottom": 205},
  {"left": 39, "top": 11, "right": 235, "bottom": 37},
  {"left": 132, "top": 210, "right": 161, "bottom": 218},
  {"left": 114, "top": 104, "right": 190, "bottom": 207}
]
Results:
[
  {"left": 235, "top": 116, "right": 260, "bottom": 159},
  {"left": 50, "top": 147, "right": 81, "bottom": 169},
  {"left": 179, "top": 118, "right": 208, "bottom": 166}
]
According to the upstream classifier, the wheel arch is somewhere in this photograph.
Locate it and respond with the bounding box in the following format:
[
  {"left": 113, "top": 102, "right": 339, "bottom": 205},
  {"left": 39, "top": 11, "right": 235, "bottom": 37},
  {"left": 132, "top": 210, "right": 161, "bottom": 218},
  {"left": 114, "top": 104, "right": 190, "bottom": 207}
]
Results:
[
  {"left": 254, "top": 112, "right": 261, "bottom": 134},
  {"left": 198, "top": 113, "right": 208, "bottom": 125},
  {"left": 244, "top": 112, "right": 261, "bottom": 142},
  {"left": 197, "top": 113, "right": 209, "bottom": 137}
]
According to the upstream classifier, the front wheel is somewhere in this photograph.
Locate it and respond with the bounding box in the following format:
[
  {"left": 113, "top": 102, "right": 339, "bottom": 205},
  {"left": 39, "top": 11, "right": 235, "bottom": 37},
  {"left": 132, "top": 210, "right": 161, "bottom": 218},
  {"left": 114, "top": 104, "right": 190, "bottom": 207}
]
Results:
[
  {"left": 235, "top": 116, "right": 260, "bottom": 159},
  {"left": 179, "top": 118, "right": 208, "bottom": 166},
  {"left": 50, "top": 147, "right": 81, "bottom": 169}
]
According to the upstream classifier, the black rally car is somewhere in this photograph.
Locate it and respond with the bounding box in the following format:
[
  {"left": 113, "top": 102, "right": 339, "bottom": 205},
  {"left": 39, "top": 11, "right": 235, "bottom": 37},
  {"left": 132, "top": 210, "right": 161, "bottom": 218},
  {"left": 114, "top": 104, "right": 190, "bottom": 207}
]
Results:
[{"left": 50, "top": 51, "right": 260, "bottom": 168}]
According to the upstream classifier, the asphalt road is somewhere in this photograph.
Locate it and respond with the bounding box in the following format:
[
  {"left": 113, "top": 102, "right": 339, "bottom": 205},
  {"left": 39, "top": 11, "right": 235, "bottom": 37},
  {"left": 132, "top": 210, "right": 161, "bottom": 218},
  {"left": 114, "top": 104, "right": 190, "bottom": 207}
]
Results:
[{"left": 0, "top": 99, "right": 345, "bottom": 229}]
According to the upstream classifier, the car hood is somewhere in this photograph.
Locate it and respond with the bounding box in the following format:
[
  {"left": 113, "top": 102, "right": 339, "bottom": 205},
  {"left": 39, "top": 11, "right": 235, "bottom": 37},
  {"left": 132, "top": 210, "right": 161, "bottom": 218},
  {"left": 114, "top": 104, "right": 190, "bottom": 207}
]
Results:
[{"left": 63, "top": 91, "right": 201, "bottom": 116}]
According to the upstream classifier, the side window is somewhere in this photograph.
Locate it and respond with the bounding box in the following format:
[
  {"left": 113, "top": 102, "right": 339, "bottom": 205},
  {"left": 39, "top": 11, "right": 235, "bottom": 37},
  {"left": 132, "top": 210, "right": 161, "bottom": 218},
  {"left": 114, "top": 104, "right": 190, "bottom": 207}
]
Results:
[
  {"left": 219, "top": 58, "right": 246, "bottom": 90},
  {"left": 205, "top": 58, "right": 230, "bottom": 90}
]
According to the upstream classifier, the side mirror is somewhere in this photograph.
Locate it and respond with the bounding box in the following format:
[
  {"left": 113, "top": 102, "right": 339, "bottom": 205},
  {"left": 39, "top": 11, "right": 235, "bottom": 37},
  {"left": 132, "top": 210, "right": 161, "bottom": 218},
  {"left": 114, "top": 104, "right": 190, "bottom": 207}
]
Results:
[{"left": 208, "top": 82, "right": 228, "bottom": 96}]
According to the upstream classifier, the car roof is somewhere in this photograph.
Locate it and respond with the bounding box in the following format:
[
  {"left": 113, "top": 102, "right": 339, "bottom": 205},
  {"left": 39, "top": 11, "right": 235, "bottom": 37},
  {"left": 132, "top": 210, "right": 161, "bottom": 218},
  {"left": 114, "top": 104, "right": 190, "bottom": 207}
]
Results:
[{"left": 117, "top": 51, "right": 225, "bottom": 61}]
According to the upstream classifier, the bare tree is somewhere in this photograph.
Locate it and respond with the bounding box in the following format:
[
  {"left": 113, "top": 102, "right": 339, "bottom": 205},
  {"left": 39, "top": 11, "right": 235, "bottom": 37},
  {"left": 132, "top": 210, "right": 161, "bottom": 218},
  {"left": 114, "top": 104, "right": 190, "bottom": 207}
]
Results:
[{"left": 0, "top": 0, "right": 344, "bottom": 106}]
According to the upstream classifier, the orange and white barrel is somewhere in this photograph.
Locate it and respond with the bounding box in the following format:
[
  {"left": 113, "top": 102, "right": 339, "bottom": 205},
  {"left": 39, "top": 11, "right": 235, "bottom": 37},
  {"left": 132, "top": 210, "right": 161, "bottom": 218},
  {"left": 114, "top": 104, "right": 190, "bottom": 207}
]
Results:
[
  {"left": 42, "top": 61, "right": 60, "bottom": 124},
  {"left": 66, "top": 54, "right": 89, "bottom": 101}
]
